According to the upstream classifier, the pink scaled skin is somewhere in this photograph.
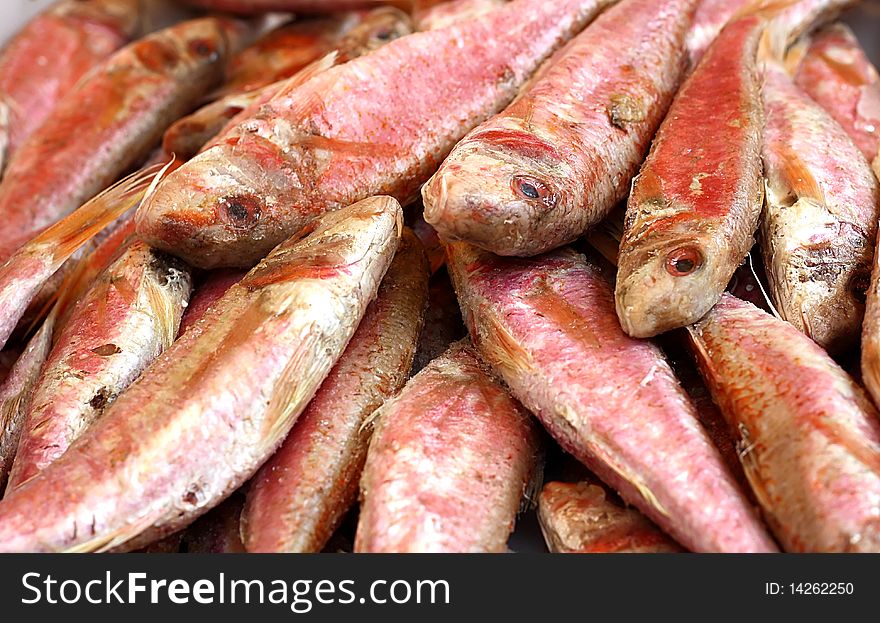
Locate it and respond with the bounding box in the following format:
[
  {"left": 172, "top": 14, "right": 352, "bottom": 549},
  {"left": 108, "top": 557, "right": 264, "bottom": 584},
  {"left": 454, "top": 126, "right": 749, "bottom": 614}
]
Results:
[
  {"left": 422, "top": 0, "right": 696, "bottom": 257},
  {"left": 689, "top": 295, "right": 880, "bottom": 552},
  {"left": 538, "top": 480, "right": 682, "bottom": 554},
  {"left": 136, "top": 0, "right": 615, "bottom": 268},
  {"left": 0, "top": 17, "right": 250, "bottom": 261},
  {"left": 795, "top": 23, "right": 880, "bottom": 172},
  {"left": 685, "top": 0, "right": 752, "bottom": 66},
  {"left": 414, "top": 0, "right": 506, "bottom": 31},
  {"left": 0, "top": 197, "right": 401, "bottom": 553},
  {"left": 243, "top": 229, "right": 429, "bottom": 553},
  {"left": 0, "top": 0, "right": 140, "bottom": 174},
  {"left": 446, "top": 243, "right": 777, "bottom": 553},
  {"left": 178, "top": 269, "right": 246, "bottom": 337},
  {"left": 183, "top": 0, "right": 420, "bottom": 13},
  {"left": 355, "top": 340, "right": 540, "bottom": 553},
  {"left": 7, "top": 241, "right": 192, "bottom": 491}
]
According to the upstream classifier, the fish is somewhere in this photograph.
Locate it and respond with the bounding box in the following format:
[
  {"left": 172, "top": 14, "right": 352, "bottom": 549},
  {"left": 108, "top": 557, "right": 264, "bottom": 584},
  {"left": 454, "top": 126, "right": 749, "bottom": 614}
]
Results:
[
  {"left": 689, "top": 294, "right": 880, "bottom": 552},
  {"left": 6, "top": 241, "right": 193, "bottom": 491},
  {"left": 0, "top": 17, "right": 250, "bottom": 261},
  {"left": 760, "top": 55, "right": 879, "bottom": 354},
  {"left": 354, "top": 340, "right": 541, "bottom": 553},
  {"left": 162, "top": 7, "right": 413, "bottom": 161},
  {"left": 181, "top": 0, "right": 419, "bottom": 13},
  {"left": 538, "top": 479, "right": 683, "bottom": 553},
  {"left": 177, "top": 269, "right": 246, "bottom": 337},
  {"left": 614, "top": 14, "right": 765, "bottom": 339},
  {"left": 794, "top": 23, "right": 880, "bottom": 175},
  {"left": 0, "top": 324, "right": 54, "bottom": 494},
  {"left": 446, "top": 242, "right": 777, "bottom": 552},
  {"left": 411, "top": 269, "right": 466, "bottom": 373},
  {"left": 685, "top": 0, "right": 753, "bottom": 66},
  {"left": 241, "top": 228, "right": 429, "bottom": 553},
  {"left": 0, "top": 0, "right": 141, "bottom": 176},
  {"left": 421, "top": 0, "right": 697, "bottom": 258},
  {"left": 0, "top": 195, "right": 401, "bottom": 552},
  {"left": 136, "top": 0, "right": 615, "bottom": 268},
  {"left": 0, "top": 166, "right": 161, "bottom": 353},
  {"left": 409, "top": 210, "right": 446, "bottom": 274},
  {"left": 414, "top": 0, "right": 506, "bottom": 31}
]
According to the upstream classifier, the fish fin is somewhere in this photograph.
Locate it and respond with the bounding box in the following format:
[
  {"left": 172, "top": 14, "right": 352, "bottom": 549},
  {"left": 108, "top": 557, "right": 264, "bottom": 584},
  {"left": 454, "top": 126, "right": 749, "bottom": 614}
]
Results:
[
  {"left": 62, "top": 509, "right": 168, "bottom": 553},
  {"left": 143, "top": 268, "right": 185, "bottom": 350},
  {"left": 32, "top": 165, "right": 163, "bottom": 265},
  {"left": 783, "top": 35, "right": 810, "bottom": 75},
  {"left": 817, "top": 47, "right": 874, "bottom": 86},
  {"left": 770, "top": 146, "right": 826, "bottom": 206}
]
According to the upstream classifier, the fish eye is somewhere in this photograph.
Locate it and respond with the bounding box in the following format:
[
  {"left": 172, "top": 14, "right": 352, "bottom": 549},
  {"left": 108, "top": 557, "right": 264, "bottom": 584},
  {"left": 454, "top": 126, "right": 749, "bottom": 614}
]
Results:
[
  {"left": 849, "top": 271, "right": 871, "bottom": 303},
  {"left": 374, "top": 28, "right": 393, "bottom": 41},
  {"left": 665, "top": 247, "right": 703, "bottom": 277},
  {"left": 217, "top": 194, "right": 263, "bottom": 230},
  {"left": 511, "top": 175, "right": 551, "bottom": 201}
]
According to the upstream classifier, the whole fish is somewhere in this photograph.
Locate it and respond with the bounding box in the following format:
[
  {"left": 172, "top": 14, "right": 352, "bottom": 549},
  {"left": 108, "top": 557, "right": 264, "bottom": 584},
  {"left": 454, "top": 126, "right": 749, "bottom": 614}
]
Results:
[
  {"left": 0, "top": 0, "right": 141, "bottom": 175},
  {"left": 446, "top": 243, "right": 777, "bottom": 552},
  {"left": 614, "top": 15, "right": 765, "bottom": 339},
  {"left": 136, "top": 0, "right": 615, "bottom": 268},
  {"left": 242, "top": 228, "right": 429, "bottom": 553},
  {"left": 163, "top": 7, "right": 413, "bottom": 161},
  {"left": 411, "top": 269, "right": 466, "bottom": 373},
  {"left": 177, "top": 269, "right": 246, "bottom": 337},
  {"left": 538, "top": 480, "right": 682, "bottom": 553},
  {"left": 760, "top": 58, "right": 879, "bottom": 354},
  {"left": 685, "top": 0, "right": 752, "bottom": 66},
  {"left": 0, "top": 167, "right": 160, "bottom": 353},
  {"left": 0, "top": 17, "right": 250, "bottom": 261},
  {"left": 421, "top": 0, "right": 696, "bottom": 258},
  {"left": 0, "top": 196, "right": 401, "bottom": 553},
  {"left": 414, "top": 0, "right": 506, "bottom": 31},
  {"left": 355, "top": 340, "right": 540, "bottom": 553},
  {"left": 794, "top": 23, "right": 880, "bottom": 173},
  {"left": 6, "top": 241, "right": 193, "bottom": 491},
  {"left": 689, "top": 294, "right": 880, "bottom": 552}
]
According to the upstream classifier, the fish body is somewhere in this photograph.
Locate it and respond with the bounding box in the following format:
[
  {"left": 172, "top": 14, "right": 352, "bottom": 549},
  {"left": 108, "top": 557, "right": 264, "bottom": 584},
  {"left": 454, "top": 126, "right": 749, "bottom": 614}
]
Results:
[
  {"left": 421, "top": 0, "right": 697, "bottom": 257},
  {"left": 689, "top": 294, "right": 880, "bottom": 552},
  {"left": 178, "top": 269, "right": 246, "bottom": 337},
  {"left": 0, "top": 196, "right": 401, "bottom": 553},
  {"left": 242, "top": 228, "right": 428, "bottom": 552},
  {"left": 685, "top": 0, "right": 751, "bottom": 66},
  {"left": 795, "top": 24, "right": 880, "bottom": 174},
  {"left": 761, "top": 60, "right": 879, "bottom": 353},
  {"left": 355, "top": 340, "right": 540, "bottom": 553},
  {"left": 0, "top": 0, "right": 140, "bottom": 174},
  {"left": 414, "top": 0, "right": 506, "bottom": 31},
  {"left": 182, "top": 0, "right": 416, "bottom": 13},
  {"left": 446, "top": 243, "right": 777, "bottom": 552},
  {"left": 0, "top": 17, "right": 249, "bottom": 260},
  {"left": 136, "top": 0, "right": 615, "bottom": 268},
  {"left": 615, "top": 15, "right": 765, "bottom": 338},
  {"left": 7, "top": 241, "right": 193, "bottom": 490},
  {"left": 538, "top": 480, "right": 682, "bottom": 553}
]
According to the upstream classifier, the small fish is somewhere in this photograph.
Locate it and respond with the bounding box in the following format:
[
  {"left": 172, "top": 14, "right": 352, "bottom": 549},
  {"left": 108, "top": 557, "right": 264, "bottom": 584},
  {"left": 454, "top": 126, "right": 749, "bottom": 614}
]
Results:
[
  {"left": 0, "top": 196, "right": 401, "bottom": 552},
  {"left": 0, "top": 17, "right": 250, "bottom": 260},
  {"left": 689, "top": 294, "right": 880, "bottom": 552},
  {"left": 0, "top": 0, "right": 141, "bottom": 176},
  {"left": 760, "top": 56, "right": 879, "bottom": 354},
  {"left": 615, "top": 14, "right": 765, "bottom": 339},
  {"left": 685, "top": 0, "right": 753, "bottom": 66},
  {"left": 422, "top": 0, "right": 696, "bottom": 257},
  {"left": 794, "top": 23, "right": 880, "bottom": 175},
  {"left": 0, "top": 166, "right": 160, "bottom": 353},
  {"left": 136, "top": 0, "right": 615, "bottom": 268},
  {"left": 355, "top": 340, "right": 541, "bottom": 553},
  {"left": 414, "top": 0, "right": 506, "bottom": 31},
  {"left": 446, "top": 243, "right": 777, "bottom": 552},
  {"left": 6, "top": 241, "right": 193, "bottom": 491},
  {"left": 242, "top": 228, "right": 429, "bottom": 553},
  {"left": 163, "top": 8, "right": 413, "bottom": 161},
  {"left": 538, "top": 480, "right": 683, "bottom": 553},
  {"left": 182, "top": 0, "right": 417, "bottom": 13}
]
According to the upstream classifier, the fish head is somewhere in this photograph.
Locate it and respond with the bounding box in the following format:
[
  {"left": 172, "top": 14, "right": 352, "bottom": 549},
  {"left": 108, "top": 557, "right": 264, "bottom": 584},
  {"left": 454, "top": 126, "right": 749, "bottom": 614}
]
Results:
[
  {"left": 136, "top": 142, "right": 293, "bottom": 269},
  {"left": 337, "top": 7, "right": 414, "bottom": 60},
  {"left": 422, "top": 130, "right": 570, "bottom": 256},
  {"left": 615, "top": 206, "right": 732, "bottom": 338}
]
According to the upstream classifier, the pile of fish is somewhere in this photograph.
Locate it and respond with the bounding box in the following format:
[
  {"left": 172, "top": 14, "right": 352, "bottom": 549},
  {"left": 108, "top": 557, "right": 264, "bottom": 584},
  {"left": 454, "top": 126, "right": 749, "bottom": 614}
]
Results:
[{"left": 0, "top": 0, "right": 878, "bottom": 553}]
